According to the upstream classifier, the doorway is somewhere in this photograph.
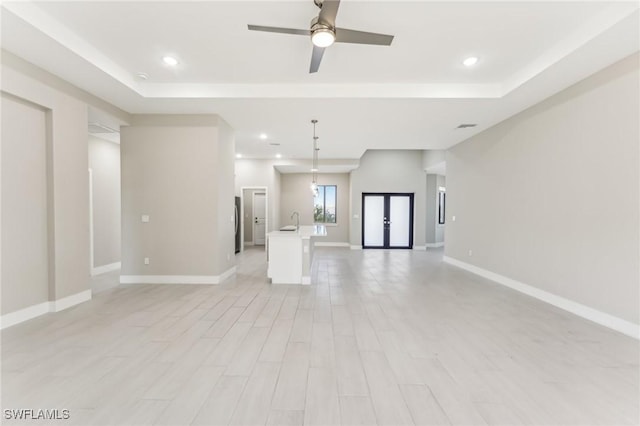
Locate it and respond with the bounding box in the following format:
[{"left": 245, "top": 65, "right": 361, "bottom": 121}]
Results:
[
  {"left": 253, "top": 192, "right": 266, "bottom": 245},
  {"left": 362, "top": 193, "right": 414, "bottom": 249}
]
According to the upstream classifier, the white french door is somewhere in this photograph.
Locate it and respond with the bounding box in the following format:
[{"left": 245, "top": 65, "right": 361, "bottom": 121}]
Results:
[{"left": 362, "top": 193, "right": 414, "bottom": 249}]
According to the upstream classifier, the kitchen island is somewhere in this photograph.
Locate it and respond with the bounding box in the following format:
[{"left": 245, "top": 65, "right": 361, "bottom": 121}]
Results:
[{"left": 267, "top": 225, "right": 327, "bottom": 284}]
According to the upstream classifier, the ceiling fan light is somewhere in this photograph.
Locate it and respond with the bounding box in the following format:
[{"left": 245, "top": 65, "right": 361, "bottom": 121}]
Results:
[{"left": 312, "top": 28, "right": 335, "bottom": 47}]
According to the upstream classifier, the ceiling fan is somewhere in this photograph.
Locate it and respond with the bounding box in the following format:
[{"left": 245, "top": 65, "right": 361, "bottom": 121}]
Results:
[{"left": 248, "top": 0, "right": 394, "bottom": 73}]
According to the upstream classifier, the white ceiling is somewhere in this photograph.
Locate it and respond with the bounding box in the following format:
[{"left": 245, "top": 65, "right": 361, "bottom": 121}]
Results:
[{"left": 2, "top": 1, "right": 638, "bottom": 160}]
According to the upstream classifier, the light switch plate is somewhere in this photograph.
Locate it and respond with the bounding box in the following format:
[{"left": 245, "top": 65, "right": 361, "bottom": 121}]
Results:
[{"left": 141, "top": 215, "right": 150, "bottom": 223}]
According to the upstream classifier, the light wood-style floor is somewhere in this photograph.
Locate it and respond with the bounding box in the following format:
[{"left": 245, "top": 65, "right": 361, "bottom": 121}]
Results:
[{"left": 2, "top": 247, "right": 638, "bottom": 425}]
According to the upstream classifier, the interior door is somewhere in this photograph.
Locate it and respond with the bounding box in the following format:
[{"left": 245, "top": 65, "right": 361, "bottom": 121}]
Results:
[
  {"left": 362, "top": 193, "right": 414, "bottom": 249},
  {"left": 363, "top": 195, "right": 385, "bottom": 248},
  {"left": 253, "top": 192, "right": 266, "bottom": 245}
]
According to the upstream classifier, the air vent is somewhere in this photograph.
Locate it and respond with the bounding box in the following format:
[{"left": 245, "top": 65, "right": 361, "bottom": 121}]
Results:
[
  {"left": 88, "top": 122, "right": 119, "bottom": 134},
  {"left": 456, "top": 123, "right": 477, "bottom": 129}
]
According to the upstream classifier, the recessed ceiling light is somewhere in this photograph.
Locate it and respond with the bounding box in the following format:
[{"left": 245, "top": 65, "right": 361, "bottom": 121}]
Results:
[
  {"left": 259, "top": 133, "right": 267, "bottom": 140},
  {"left": 275, "top": 153, "right": 282, "bottom": 159},
  {"left": 236, "top": 153, "right": 242, "bottom": 158},
  {"left": 463, "top": 56, "right": 479, "bottom": 67},
  {"left": 162, "top": 56, "right": 179, "bottom": 66},
  {"left": 136, "top": 72, "right": 148, "bottom": 80}
]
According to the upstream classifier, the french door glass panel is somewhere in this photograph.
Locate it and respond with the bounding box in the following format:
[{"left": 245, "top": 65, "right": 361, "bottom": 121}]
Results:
[
  {"left": 389, "top": 196, "right": 410, "bottom": 247},
  {"left": 363, "top": 195, "right": 385, "bottom": 247}
]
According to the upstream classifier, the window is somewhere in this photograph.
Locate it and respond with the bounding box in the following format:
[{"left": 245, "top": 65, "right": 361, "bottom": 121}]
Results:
[
  {"left": 314, "top": 185, "right": 337, "bottom": 224},
  {"left": 438, "top": 189, "right": 446, "bottom": 225}
]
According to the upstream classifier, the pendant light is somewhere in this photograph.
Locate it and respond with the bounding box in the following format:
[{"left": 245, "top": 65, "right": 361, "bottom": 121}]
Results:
[{"left": 310, "top": 119, "right": 320, "bottom": 196}]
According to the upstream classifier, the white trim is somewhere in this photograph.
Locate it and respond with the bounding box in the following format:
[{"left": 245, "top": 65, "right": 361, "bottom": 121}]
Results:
[
  {"left": 91, "top": 261, "right": 121, "bottom": 276},
  {"left": 51, "top": 290, "right": 92, "bottom": 312},
  {"left": 314, "top": 242, "right": 349, "bottom": 248},
  {"left": 442, "top": 256, "right": 640, "bottom": 340},
  {"left": 120, "top": 267, "right": 237, "bottom": 285},
  {"left": 426, "top": 242, "right": 445, "bottom": 248},
  {"left": 413, "top": 245, "right": 427, "bottom": 251},
  {"left": 350, "top": 245, "right": 363, "bottom": 250},
  {"left": 0, "top": 302, "right": 50, "bottom": 330},
  {"left": 0, "top": 289, "right": 92, "bottom": 329},
  {"left": 301, "top": 276, "right": 311, "bottom": 285}
]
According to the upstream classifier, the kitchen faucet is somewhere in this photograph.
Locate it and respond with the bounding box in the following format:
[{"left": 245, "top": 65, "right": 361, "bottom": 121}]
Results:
[{"left": 291, "top": 211, "right": 300, "bottom": 230}]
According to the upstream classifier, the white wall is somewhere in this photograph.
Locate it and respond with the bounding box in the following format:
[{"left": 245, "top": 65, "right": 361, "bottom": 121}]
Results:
[
  {"left": 280, "top": 173, "right": 350, "bottom": 244},
  {"left": 349, "top": 150, "right": 427, "bottom": 248},
  {"left": 120, "top": 115, "right": 235, "bottom": 279},
  {"left": 446, "top": 53, "right": 639, "bottom": 326},
  {"left": 88, "top": 135, "right": 121, "bottom": 268}
]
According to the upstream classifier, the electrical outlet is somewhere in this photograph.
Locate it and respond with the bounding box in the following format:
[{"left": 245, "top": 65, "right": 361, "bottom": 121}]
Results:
[
  {"left": 227, "top": 253, "right": 231, "bottom": 261},
  {"left": 144, "top": 257, "right": 150, "bottom": 265},
  {"left": 468, "top": 250, "right": 473, "bottom": 257},
  {"left": 452, "top": 215, "right": 456, "bottom": 222}
]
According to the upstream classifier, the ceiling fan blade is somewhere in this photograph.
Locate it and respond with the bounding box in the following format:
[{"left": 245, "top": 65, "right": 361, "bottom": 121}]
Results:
[
  {"left": 309, "top": 45, "right": 326, "bottom": 73},
  {"left": 247, "top": 24, "right": 310, "bottom": 36},
  {"left": 318, "top": 0, "right": 340, "bottom": 27},
  {"left": 335, "top": 28, "right": 394, "bottom": 46}
]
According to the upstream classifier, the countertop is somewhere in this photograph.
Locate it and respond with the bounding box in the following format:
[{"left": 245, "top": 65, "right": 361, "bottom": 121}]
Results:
[{"left": 267, "top": 225, "right": 327, "bottom": 239}]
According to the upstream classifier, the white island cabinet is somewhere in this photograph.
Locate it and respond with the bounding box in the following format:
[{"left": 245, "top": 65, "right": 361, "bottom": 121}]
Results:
[{"left": 267, "top": 225, "right": 327, "bottom": 284}]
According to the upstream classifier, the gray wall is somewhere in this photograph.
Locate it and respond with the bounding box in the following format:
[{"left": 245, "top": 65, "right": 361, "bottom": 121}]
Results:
[
  {"left": 446, "top": 53, "right": 639, "bottom": 325},
  {"left": 2, "top": 57, "right": 93, "bottom": 315},
  {"left": 1, "top": 94, "right": 49, "bottom": 314},
  {"left": 350, "top": 150, "right": 427, "bottom": 248},
  {"left": 280, "top": 173, "right": 350, "bottom": 244},
  {"left": 435, "top": 175, "right": 446, "bottom": 244},
  {"left": 242, "top": 188, "right": 255, "bottom": 243},
  {"left": 120, "top": 115, "right": 235, "bottom": 277},
  {"left": 425, "top": 174, "right": 437, "bottom": 244},
  {"left": 89, "top": 135, "right": 121, "bottom": 268}
]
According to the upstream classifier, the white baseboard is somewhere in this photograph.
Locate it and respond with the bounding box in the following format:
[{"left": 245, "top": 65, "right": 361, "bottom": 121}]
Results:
[
  {"left": 413, "top": 245, "right": 427, "bottom": 251},
  {"left": 120, "top": 266, "right": 237, "bottom": 285},
  {"left": 52, "top": 290, "right": 92, "bottom": 312},
  {"left": 1, "top": 289, "right": 92, "bottom": 330},
  {"left": 314, "top": 242, "right": 350, "bottom": 248},
  {"left": 442, "top": 256, "right": 640, "bottom": 340},
  {"left": 0, "top": 302, "right": 50, "bottom": 330},
  {"left": 426, "top": 242, "right": 444, "bottom": 248},
  {"left": 91, "top": 261, "right": 121, "bottom": 276},
  {"left": 350, "top": 245, "right": 363, "bottom": 250}
]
